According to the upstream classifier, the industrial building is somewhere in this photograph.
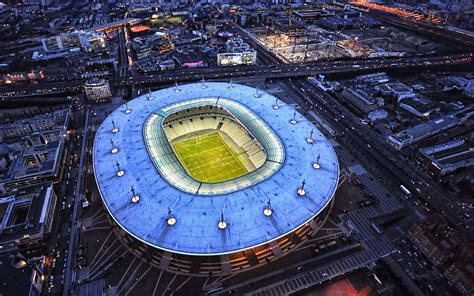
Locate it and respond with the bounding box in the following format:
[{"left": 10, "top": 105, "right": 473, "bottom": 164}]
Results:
[
  {"left": 388, "top": 108, "right": 474, "bottom": 150},
  {"left": 417, "top": 139, "right": 474, "bottom": 177},
  {"left": 341, "top": 87, "right": 383, "bottom": 114},
  {"left": 398, "top": 97, "right": 440, "bottom": 118}
]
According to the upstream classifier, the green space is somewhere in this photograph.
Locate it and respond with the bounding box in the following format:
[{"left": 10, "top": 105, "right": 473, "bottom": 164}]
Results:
[{"left": 173, "top": 132, "right": 248, "bottom": 183}]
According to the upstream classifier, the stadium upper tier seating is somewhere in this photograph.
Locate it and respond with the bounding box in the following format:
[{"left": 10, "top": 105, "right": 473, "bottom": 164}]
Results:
[{"left": 163, "top": 105, "right": 266, "bottom": 169}]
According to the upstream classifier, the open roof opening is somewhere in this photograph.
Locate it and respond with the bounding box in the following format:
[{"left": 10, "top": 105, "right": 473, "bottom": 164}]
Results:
[{"left": 163, "top": 105, "right": 266, "bottom": 183}]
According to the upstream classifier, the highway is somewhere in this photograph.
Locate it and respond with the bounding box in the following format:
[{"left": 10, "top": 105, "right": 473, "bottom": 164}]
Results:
[
  {"left": 231, "top": 22, "right": 474, "bottom": 238},
  {"left": 282, "top": 77, "right": 474, "bottom": 239},
  {"left": 350, "top": 2, "right": 474, "bottom": 48},
  {"left": 1, "top": 53, "right": 473, "bottom": 98}
]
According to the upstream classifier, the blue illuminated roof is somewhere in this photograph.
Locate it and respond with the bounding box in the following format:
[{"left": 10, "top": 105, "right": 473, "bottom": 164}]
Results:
[{"left": 93, "top": 82, "right": 339, "bottom": 256}]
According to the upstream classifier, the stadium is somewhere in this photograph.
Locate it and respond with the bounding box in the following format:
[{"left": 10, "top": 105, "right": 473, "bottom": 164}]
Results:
[{"left": 93, "top": 82, "right": 339, "bottom": 276}]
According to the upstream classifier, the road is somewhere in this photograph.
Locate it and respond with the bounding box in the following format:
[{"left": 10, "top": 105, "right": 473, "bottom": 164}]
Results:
[
  {"left": 282, "top": 77, "right": 473, "bottom": 239},
  {"left": 350, "top": 2, "right": 474, "bottom": 48},
  {"left": 237, "top": 26, "right": 474, "bottom": 238},
  {"left": 116, "top": 28, "right": 129, "bottom": 78},
  {"left": 63, "top": 108, "right": 91, "bottom": 296},
  {"left": 44, "top": 113, "right": 84, "bottom": 295},
  {"left": 1, "top": 53, "right": 473, "bottom": 98}
]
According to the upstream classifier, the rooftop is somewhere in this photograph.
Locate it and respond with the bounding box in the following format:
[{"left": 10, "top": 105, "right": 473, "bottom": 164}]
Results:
[
  {"left": 0, "top": 184, "right": 56, "bottom": 250},
  {"left": 0, "top": 141, "right": 64, "bottom": 191},
  {"left": 93, "top": 82, "right": 339, "bottom": 256}
]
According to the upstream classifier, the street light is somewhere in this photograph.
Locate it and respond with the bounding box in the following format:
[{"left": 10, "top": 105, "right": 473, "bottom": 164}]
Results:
[
  {"left": 290, "top": 112, "right": 297, "bottom": 125},
  {"left": 297, "top": 179, "right": 306, "bottom": 196},
  {"left": 228, "top": 79, "right": 235, "bottom": 90},
  {"left": 115, "top": 161, "right": 124, "bottom": 177},
  {"left": 217, "top": 212, "right": 227, "bottom": 230},
  {"left": 131, "top": 186, "right": 139, "bottom": 203},
  {"left": 166, "top": 208, "right": 176, "bottom": 226},
  {"left": 312, "top": 153, "right": 321, "bottom": 169},
  {"left": 147, "top": 88, "right": 154, "bottom": 100},
  {"left": 306, "top": 129, "right": 314, "bottom": 144},
  {"left": 254, "top": 87, "right": 261, "bottom": 98},
  {"left": 273, "top": 98, "right": 280, "bottom": 110},
  {"left": 174, "top": 81, "right": 181, "bottom": 93},
  {"left": 263, "top": 199, "right": 273, "bottom": 217},
  {"left": 124, "top": 102, "right": 132, "bottom": 114},
  {"left": 110, "top": 139, "right": 118, "bottom": 154},
  {"left": 111, "top": 120, "right": 119, "bottom": 133}
]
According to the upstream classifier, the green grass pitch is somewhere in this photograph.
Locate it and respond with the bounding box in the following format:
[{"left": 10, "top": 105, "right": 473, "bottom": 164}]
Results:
[{"left": 173, "top": 132, "right": 249, "bottom": 183}]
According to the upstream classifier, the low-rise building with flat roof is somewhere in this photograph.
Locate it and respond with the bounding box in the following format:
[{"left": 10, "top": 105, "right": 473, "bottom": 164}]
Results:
[
  {"left": 399, "top": 97, "right": 440, "bottom": 118},
  {"left": 0, "top": 109, "right": 70, "bottom": 141},
  {"left": 84, "top": 78, "right": 112, "bottom": 103},
  {"left": 356, "top": 72, "right": 390, "bottom": 85},
  {"left": 0, "top": 184, "right": 57, "bottom": 252},
  {"left": 377, "top": 82, "right": 415, "bottom": 101},
  {"left": 173, "top": 51, "right": 208, "bottom": 68},
  {"left": 388, "top": 108, "right": 474, "bottom": 150},
  {"left": 368, "top": 109, "right": 388, "bottom": 122},
  {"left": 341, "top": 87, "right": 381, "bottom": 114},
  {"left": 0, "top": 141, "right": 65, "bottom": 192},
  {"left": 217, "top": 37, "right": 257, "bottom": 66},
  {"left": 418, "top": 139, "right": 474, "bottom": 177},
  {"left": 464, "top": 79, "right": 474, "bottom": 98}
]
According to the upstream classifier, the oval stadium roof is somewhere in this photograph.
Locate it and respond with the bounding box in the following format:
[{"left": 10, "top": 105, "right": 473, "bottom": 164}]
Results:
[{"left": 93, "top": 82, "right": 339, "bottom": 256}]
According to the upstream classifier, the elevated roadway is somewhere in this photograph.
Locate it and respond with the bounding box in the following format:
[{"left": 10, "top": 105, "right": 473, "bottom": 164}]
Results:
[{"left": 1, "top": 54, "right": 473, "bottom": 98}]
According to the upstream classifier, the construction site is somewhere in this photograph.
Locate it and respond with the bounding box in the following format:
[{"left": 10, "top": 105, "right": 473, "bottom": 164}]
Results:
[{"left": 249, "top": 18, "right": 451, "bottom": 63}]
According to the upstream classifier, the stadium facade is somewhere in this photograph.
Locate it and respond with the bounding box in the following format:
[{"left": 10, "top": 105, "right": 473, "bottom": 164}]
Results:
[{"left": 93, "top": 82, "right": 339, "bottom": 276}]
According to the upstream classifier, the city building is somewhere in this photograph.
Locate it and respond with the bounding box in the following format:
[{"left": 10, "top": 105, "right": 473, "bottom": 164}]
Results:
[
  {"left": 173, "top": 51, "right": 208, "bottom": 68},
  {"left": 387, "top": 108, "right": 474, "bottom": 150},
  {"left": 0, "top": 140, "right": 65, "bottom": 192},
  {"left": 341, "top": 87, "right": 381, "bottom": 114},
  {"left": 85, "top": 57, "right": 117, "bottom": 74},
  {"left": 78, "top": 31, "right": 106, "bottom": 52},
  {"left": 368, "top": 109, "right": 388, "bottom": 122},
  {"left": 93, "top": 82, "right": 339, "bottom": 276},
  {"left": 464, "top": 79, "right": 474, "bottom": 98},
  {"left": 407, "top": 215, "right": 474, "bottom": 294},
  {"left": 398, "top": 97, "right": 440, "bottom": 118},
  {"left": 91, "top": 18, "right": 140, "bottom": 33},
  {"left": 377, "top": 82, "right": 415, "bottom": 102},
  {"left": 356, "top": 72, "right": 390, "bottom": 85},
  {"left": 446, "top": 76, "right": 470, "bottom": 90},
  {"left": 443, "top": 262, "right": 474, "bottom": 295},
  {"left": 135, "top": 58, "right": 159, "bottom": 73},
  {"left": 417, "top": 139, "right": 474, "bottom": 177},
  {"left": 159, "top": 59, "right": 176, "bottom": 71},
  {"left": 83, "top": 78, "right": 112, "bottom": 103},
  {"left": 309, "top": 77, "right": 342, "bottom": 92},
  {"left": 41, "top": 31, "right": 106, "bottom": 53},
  {"left": 0, "top": 184, "right": 57, "bottom": 252},
  {"left": 320, "top": 17, "right": 357, "bottom": 31},
  {"left": 0, "top": 109, "right": 70, "bottom": 141},
  {"left": 407, "top": 221, "right": 450, "bottom": 266},
  {"left": 0, "top": 253, "right": 46, "bottom": 296},
  {"left": 217, "top": 37, "right": 257, "bottom": 66}
]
